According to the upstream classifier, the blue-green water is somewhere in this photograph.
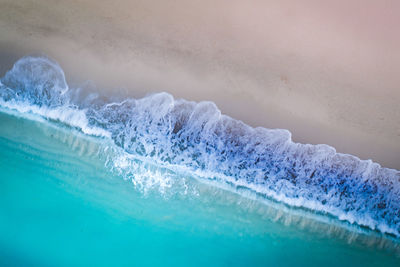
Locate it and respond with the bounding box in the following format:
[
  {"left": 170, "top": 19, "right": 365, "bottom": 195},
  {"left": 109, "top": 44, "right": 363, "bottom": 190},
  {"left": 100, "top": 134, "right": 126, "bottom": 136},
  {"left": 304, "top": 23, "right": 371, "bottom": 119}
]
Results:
[
  {"left": 1, "top": 56, "right": 400, "bottom": 266},
  {"left": 0, "top": 110, "right": 399, "bottom": 266}
]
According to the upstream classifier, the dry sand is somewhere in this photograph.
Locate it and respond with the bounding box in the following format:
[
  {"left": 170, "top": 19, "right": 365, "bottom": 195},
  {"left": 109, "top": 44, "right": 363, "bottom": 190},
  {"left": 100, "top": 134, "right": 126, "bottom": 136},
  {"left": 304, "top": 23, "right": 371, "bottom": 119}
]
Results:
[{"left": 0, "top": 0, "right": 399, "bottom": 169}]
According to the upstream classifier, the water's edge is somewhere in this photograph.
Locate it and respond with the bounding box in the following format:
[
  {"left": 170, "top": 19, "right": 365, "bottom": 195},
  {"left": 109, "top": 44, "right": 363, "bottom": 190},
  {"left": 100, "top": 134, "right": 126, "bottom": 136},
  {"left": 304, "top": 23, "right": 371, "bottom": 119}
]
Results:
[{"left": 0, "top": 56, "right": 399, "bottom": 237}]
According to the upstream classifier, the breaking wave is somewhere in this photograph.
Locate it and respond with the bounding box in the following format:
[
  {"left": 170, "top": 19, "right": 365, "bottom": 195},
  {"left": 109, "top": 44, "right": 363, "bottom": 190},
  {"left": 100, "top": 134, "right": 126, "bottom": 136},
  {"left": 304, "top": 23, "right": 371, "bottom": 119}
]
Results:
[{"left": 1, "top": 56, "right": 399, "bottom": 237}]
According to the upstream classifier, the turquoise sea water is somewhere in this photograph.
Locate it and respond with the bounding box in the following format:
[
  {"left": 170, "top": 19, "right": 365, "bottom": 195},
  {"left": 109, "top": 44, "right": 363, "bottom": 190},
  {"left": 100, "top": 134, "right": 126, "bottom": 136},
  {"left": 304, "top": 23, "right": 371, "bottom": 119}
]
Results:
[
  {"left": 1, "top": 56, "right": 400, "bottom": 266},
  {"left": 0, "top": 110, "right": 399, "bottom": 266}
]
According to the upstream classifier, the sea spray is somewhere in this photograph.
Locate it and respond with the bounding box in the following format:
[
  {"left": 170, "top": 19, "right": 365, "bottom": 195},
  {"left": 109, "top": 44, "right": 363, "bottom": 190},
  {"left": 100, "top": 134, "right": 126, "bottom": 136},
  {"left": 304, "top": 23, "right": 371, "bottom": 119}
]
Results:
[{"left": 1, "top": 56, "right": 399, "bottom": 237}]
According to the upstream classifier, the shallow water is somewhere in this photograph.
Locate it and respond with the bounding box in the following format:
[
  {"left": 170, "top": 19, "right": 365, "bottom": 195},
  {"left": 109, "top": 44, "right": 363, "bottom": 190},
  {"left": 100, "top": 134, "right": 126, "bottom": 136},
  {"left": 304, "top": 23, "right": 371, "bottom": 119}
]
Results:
[
  {"left": 1, "top": 109, "right": 399, "bottom": 266},
  {"left": 1, "top": 56, "right": 400, "bottom": 238}
]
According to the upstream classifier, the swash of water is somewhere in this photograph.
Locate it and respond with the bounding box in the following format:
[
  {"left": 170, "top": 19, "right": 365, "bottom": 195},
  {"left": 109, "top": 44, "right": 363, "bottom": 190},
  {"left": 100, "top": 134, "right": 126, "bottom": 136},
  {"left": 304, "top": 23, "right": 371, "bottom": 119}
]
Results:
[{"left": 0, "top": 56, "right": 399, "bottom": 266}]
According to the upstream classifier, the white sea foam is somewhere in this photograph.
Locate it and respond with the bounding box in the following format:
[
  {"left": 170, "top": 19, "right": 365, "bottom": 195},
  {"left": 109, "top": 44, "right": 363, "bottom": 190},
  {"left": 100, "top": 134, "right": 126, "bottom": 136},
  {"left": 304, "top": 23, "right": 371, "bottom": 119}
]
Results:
[{"left": 1, "top": 56, "right": 400, "bottom": 237}]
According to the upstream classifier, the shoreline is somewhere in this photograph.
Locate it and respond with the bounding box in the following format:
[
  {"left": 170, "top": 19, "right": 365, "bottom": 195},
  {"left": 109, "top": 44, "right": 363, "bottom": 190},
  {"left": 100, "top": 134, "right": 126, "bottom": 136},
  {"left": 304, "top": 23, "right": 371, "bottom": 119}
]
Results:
[{"left": 0, "top": 0, "right": 399, "bottom": 169}]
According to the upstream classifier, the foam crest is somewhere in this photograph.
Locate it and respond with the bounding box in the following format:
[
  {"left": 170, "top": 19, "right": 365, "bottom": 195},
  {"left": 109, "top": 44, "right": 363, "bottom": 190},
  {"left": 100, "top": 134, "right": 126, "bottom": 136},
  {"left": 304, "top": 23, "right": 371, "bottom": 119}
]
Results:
[{"left": 1, "top": 56, "right": 400, "bottom": 237}]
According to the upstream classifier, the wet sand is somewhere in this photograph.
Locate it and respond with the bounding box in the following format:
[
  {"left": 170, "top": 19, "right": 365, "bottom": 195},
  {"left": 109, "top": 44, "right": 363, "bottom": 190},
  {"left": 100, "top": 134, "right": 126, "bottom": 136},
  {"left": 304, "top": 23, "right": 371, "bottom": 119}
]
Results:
[{"left": 0, "top": 0, "right": 399, "bottom": 169}]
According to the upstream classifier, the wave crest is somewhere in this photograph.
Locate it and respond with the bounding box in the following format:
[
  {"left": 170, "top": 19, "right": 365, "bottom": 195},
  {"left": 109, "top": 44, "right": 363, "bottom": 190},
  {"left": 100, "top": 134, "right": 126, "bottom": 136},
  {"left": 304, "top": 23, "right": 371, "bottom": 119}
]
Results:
[{"left": 1, "top": 56, "right": 399, "bottom": 237}]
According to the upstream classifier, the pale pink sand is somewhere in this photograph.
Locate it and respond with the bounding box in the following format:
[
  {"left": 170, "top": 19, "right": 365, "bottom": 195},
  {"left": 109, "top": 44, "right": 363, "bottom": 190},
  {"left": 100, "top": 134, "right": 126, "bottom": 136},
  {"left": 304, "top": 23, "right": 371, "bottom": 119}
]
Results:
[{"left": 0, "top": 0, "right": 399, "bottom": 168}]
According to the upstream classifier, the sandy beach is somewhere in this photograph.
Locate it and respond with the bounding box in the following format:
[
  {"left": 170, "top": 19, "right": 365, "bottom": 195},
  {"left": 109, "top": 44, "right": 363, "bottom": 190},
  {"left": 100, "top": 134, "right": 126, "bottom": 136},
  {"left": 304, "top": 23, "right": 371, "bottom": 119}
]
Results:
[{"left": 0, "top": 0, "right": 399, "bottom": 169}]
